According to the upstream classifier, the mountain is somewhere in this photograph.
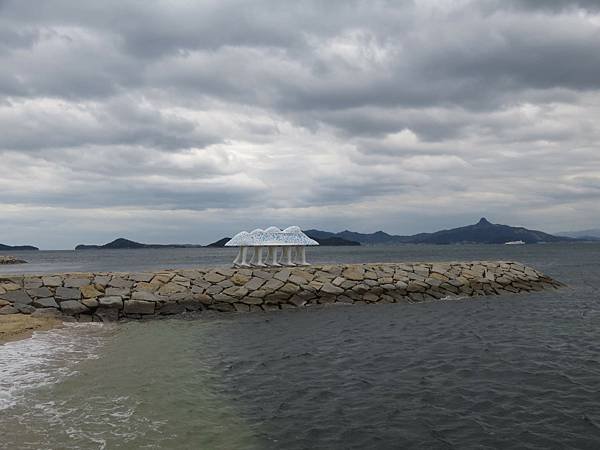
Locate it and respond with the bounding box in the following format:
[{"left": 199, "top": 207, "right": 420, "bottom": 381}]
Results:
[
  {"left": 206, "top": 238, "right": 231, "bottom": 247},
  {"left": 75, "top": 238, "right": 204, "bottom": 250},
  {"left": 556, "top": 229, "right": 600, "bottom": 241},
  {"left": 0, "top": 243, "right": 39, "bottom": 251},
  {"left": 308, "top": 218, "right": 576, "bottom": 245}
]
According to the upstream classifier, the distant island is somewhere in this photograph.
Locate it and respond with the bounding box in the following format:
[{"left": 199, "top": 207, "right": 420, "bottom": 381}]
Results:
[
  {"left": 62, "top": 218, "right": 594, "bottom": 250},
  {"left": 306, "top": 218, "right": 578, "bottom": 245},
  {"left": 557, "top": 229, "right": 600, "bottom": 241},
  {"left": 0, "top": 243, "right": 38, "bottom": 251},
  {"left": 75, "top": 238, "right": 205, "bottom": 250}
]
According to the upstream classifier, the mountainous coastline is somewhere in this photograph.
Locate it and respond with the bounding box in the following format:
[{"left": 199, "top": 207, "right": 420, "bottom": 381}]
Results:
[
  {"left": 557, "top": 229, "right": 600, "bottom": 241},
  {"left": 206, "top": 235, "right": 360, "bottom": 247},
  {"left": 306, "top": 218, "right": 576, "bottom": 245},
  {"left": 75, "top": 238, "right": 204, "bottom": 250},
  {"left": 0, "top": 243, "right": 39, "bottom": 251}
]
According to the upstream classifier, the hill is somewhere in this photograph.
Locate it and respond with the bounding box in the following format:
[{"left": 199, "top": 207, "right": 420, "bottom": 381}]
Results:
[
  {"left": 308, "top": 218, "right": 576, "bottom": 245},
  {"left": 75, "top": 238, "right": 204, "bottom": 250},
  {"left": 557, "top": 229, "right": 600, "bottom": 241},
  {"left": 0, "top": 243, "right": 39, "bottom": 251}
]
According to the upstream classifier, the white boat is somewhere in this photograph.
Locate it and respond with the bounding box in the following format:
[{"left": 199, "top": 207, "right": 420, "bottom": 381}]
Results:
[{"left": 504, "top": 240, "right": 525, "bottom": 245}]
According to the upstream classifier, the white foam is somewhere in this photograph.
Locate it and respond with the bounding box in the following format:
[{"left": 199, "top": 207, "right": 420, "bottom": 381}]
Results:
[{"left": 0, "top": 323, "right": 110, "bottom": 411}]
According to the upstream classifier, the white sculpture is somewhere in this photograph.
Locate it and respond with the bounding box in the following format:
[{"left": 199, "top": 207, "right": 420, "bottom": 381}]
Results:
[{"left": 225, "top": 226, "right": 319, "bottom": 267}]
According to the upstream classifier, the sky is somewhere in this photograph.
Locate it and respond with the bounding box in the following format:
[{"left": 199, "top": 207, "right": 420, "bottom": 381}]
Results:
[{"left": 1, "top": 0, "right": 599, "bottom": 249}]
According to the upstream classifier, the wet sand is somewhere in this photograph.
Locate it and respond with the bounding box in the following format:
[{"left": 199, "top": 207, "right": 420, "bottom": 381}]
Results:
[{"left": 0, "top": 314, "right": 62, "bottom": 344}]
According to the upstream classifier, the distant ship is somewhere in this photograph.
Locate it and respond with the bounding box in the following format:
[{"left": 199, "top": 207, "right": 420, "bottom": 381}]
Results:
[{"left": 504, "top": 240, "right": 526, "bottom": 245}]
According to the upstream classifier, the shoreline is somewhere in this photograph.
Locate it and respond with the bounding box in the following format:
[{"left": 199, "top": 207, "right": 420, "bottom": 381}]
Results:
[{"left": 0, "top": 314, "right": 63, "bottom": 345}]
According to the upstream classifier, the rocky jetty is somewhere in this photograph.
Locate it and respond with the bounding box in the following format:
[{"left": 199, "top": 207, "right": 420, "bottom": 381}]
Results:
[
  {"left": 0, "top": 262, "right": 563, "bottom": 321},
  {"left": 0, "top": 256, "right": 28, "bottom": 265}
]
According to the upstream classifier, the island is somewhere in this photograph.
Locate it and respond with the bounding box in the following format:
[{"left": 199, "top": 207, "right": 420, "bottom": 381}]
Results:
[
  {"left": 75, "top": 238, "right": 205, "bottom": 250},
  {"left": 0, "top": 243, "right": 38, "bottom": 251}
]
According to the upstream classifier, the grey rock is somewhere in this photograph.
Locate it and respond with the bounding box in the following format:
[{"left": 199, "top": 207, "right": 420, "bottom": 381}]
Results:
[
  {"left": 64, "top": 278, "right": 91, "bottom": 288},
  {"left": 31, "top": 308, "right": 62, "bottom": 318},
  {"left": 27, "top": 287, "right": 53, "bottom": 298},
  {"left": 132, "top": 291, "right": 158, "bottom": 302},
  {"left": 124, "top": 300, "right": 155, "bottom": 315},
  {"left": 244, "top": 277, "right": 265, "bottom": 291},
  {"left": 33, "top": 297, "right": 60, "bottom": 308},
  {"left": 98, "top": 296, "right": 123, "bottom": 309},
  {"left": 0, "top": 305, "right": 19, "bottom": 314},
  {"left": 42, "top": 276, "right": 63, "bottom": 287},
  {"left": 60, "top": 300, "right": 88, "bottom": 315},
  {"left": 15, "top": 304, "right": 36, "bottom": 314},
  {"left": 1, "top": 290, "right": 33, "bottom": 304},
  {"left": 55, "top": 287, "right": 80, "bottom": 300}
]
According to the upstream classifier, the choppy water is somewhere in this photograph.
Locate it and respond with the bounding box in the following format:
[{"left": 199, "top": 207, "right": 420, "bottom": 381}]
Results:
[{"left": 1, "top": 243, "right": 600, "bottom": 449}]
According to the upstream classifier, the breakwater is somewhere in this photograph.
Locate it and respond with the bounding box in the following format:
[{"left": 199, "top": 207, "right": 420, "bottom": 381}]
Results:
[{"left": 0, "top": 262, "right": 563, "bottom": 321}]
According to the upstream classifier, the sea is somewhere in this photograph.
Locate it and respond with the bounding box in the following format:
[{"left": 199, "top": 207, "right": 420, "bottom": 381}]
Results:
[{"left": 1, "top": 243, "right": 599, "bottom": 449}]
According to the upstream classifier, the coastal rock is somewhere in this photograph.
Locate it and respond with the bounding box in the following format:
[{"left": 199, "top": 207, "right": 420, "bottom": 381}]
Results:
[
  {"left": 132, "top": 291, "right": 159, "bottom": 302},
  {"left": 60, "top": 300, "right": 88, "bottom": 315},
  {"left": 15, "top": 304, "right": 36, "bottom": 314},
  {"left": 1, "top": 290, "right": 33, "bottom": 305},
  {"left": 157, "top": 303, "right": 185, "bottom": 315},
  {"left": 124, "top": 300, "right": 155, "bottom": 315},
  {"left": 0, "top": 305, "right": 19, "bottom": 315},
  {"left": 80, "top": 285, "right": 103, "bottom": 298},
  {"left": 42, "top": 276, "right": 63, "bottom": 287},
  {"left": 64, "top": 278, "right": 91, "bottom": 288},
  {"left": 321, "top": 283, "right": 344, "bottom": 295},
  {"left": 33, "top": 297, "right": 60, "bottom": 309},
  {"left": 27, "top": 287, "right": 52, "bottom": 298},
  {"left": 55, "top": 287, "right": 81, "bottom": 300},
  {"left": 98, "top": 296, "right": 123, "bottom": 309},
  {"left": 81, "top": 298, "right": 99, "bottom": 309}
]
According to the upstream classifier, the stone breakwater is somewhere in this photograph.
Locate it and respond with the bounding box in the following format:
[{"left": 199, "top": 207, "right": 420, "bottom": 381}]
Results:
[
  {"left": 0, "top": 256, "right": 27, "bottom": 265},
  {"left": 0, "top": 262, "right": 563, "bottom": 321}
]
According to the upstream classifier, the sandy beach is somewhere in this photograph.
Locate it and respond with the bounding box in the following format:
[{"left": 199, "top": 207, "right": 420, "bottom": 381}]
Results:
[{"left": 0, "top": 314, "right": 62, "bottom": 344}]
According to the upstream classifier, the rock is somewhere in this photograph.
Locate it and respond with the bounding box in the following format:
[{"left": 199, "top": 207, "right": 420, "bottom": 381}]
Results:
[
  {"left": 42, "top": 276, "right": 63, "bottom": 287},
  {"left": 1, "top": 290, "right": 33, "bottom": 304},
  {"left": 342, "top": 266, "right": 365, "bottom": 281},
  {"left": 60, "top": 300, "right": 88, "bottom": 315},
  {"left": 280, "top": 283, "right": 300, "bottom": 294},
  {"left": 321, "top": 283, "right": 344, "bottom": 295},
  {"left": 33, "top": 297, "right": 60, "bottom": 308},
  {"left": 80, "top": 284, "right": 103, "bottom": 298},
  {"left": 253, "top": 270, "right": 273, "bottom": 280},
  {"left": 108, "top": 277, "right": 134, "bottom": 288},
  {"left": 288, "top": 275, "right": 308, "bottom": 286},
  {"left": 0, "top": 300, "right": 8, "bottom": 307},
  {"left": 64, "top": 278, "right": 91, "bottom": 288},
  {"left": 136, "top": 281, "right": 161, "bottom": 292},
  {"left": 104, "top": 287, "right": 130, "bottom": 297},
  {"left": 178, "top": 298, "right": 203, "bottom": 311},
  {"left": 204, "top": 271, "right": 226, "bottom": 283},
  {"left": 81, "top": 298, "right": 99, "bottom": 308},
  {"left": 222, "top": 286, "right": 249, "bottom": 298},
  {"left": 263, "top": 279, "right": 284, "bottom": 291},
  {"left": 274, "top": 269, "right": 291, "bottom": 282},
  {"left": 231, "top": 273, "right": 250, "bottom": 286},
  {"left": 0, "top": 282, "right": 21, "bottom": 292},
  {"left": 15, "top": 304, "right": 36, "bottom": 314},
  {"left": 332, "top": 277, "right": 346, "bottom": 286},
  {"left": 98, "top": 296, "right": 123, "bottom": 309},
  {"left": 234, "top": 303, "right": 250, "bottom": 313},
  {"left": 94, "top": 308, "right": 119, "bottom": 322},
  {"left": 158, "top": 303, "right": 186, "bottom": 315},
  {"left": 55, "top": 287, "right": 81, "bottom": 300},
  {"left": 205, "top": 285, "right": 223, "bottom": 295},
  {"left": 124, "top": 300, "right": 155, "bottom": 315},
  {"left": 0, "top": 305, "right": 19, "bottom": 314},
  {"left": 24, "top": 278, "right": 43, "bottom": 289},
  {"left": 132, "top": 291, "right": 159, "bottom": 301},
  {"left": 244, "top": 277, "right": 266, "bottom": 291},
  {"left": 130, "top": 273, "right": 155, "bottom": 282},
  {"left": 27, "top": 287, "right": 53, "bottom": 298}
]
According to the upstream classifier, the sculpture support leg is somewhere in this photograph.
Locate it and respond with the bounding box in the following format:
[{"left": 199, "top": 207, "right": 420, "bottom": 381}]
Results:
[
  {"left": 281, "top": 246, "right": 295, "bottom": 266},
  {"left": 233, "top": 247, "right": 242, "bottom": 267},
  {"left": 296, "top": 246, "right": 309, "bottom": 266},
  {"left": 267, "top": 247, "right": 280, "bottom": 266},
  {"left": 253, "top": 246, "right": 266, "bottom": 267},
  {"left": 240, "top": 246, "right": 250, "bottom": 267}
]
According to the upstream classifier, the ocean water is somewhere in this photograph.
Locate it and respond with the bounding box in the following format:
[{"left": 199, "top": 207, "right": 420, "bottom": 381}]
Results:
[{"left": 1, "top": 243, "right": 599, "bottom": 449}]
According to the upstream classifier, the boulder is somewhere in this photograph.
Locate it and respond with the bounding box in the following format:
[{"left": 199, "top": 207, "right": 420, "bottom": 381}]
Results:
[
  {"left": 204, "top": 271, "right": 226, "bottom": 283},
  {"left": 131, "top": 291, "right": 159, "bottom": 302},
  {"left": 55, "top": 287, "right": 80, "bottom": 300},
  {"left": 342, "top": 267, "right": 365, "bottom": 281},
  {"left": 64, "top": 278, "right": 91, "bottom": 288},
  {"left": 98, "top": 296, "right": 123, "bottom": 309},
  {"left": 33, "top": 297, "right": 60, "bottom": 309},
  {"left": 1, "top": 290, "right": 33, "bottom": 304},
  {"left": 124, "top": 300, "right": 155, "bottom": 315},
  {"left": 80, "top": 284, "right": 103, "bottom": 298},
  {"left": 42, "top": 276, "right": 63, "bottom": 287},
  {"left": 60, "top": 300, "right": 88, "bottom": 315},
  {"left": 244, "top": 277, "right": 266, "bottom": 291},
  {"left": 321, "top": 283, "right": 344, "bottom": 295},
  {"left": 15, "top": 304, "right": 36, "bottom": 314},
  {"left": 157, "top": 303, "right": 185, "bottom": 315},
  {"left": 0, "top": 305, "right": 19, "bottom": 315},
  {"left": 27, "top": 287, "right": 53, "bottom": 298}
]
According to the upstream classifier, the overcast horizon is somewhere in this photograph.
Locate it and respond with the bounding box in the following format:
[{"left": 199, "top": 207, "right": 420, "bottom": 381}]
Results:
[{"left": 1, "top": 0, "right": 600, "bottom": 249}]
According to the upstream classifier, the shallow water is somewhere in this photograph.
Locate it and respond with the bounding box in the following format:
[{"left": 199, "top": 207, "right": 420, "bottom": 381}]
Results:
[{"left": 1, "top": 244, "right": 600, "bottom": 449}]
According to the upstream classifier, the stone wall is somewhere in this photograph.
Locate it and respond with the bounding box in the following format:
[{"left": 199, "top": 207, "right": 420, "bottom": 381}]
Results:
[{"left": 0, "top": 262, "right": 563, "bottom": 321}]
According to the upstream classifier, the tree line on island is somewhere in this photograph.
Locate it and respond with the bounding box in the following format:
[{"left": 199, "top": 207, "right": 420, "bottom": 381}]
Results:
[{"left": 2, "top": 218, "right": 598, "bottom": 251}]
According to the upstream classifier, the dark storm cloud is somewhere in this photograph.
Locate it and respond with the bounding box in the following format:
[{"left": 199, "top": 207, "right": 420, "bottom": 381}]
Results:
[{"left": 1, "top": 0, "right": 599, "bottom": 247}]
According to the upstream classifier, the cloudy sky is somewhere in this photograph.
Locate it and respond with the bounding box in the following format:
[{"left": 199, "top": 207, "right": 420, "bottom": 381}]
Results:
[{"left": 1, "top": 0, "right": 599, "bottom": 249}]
